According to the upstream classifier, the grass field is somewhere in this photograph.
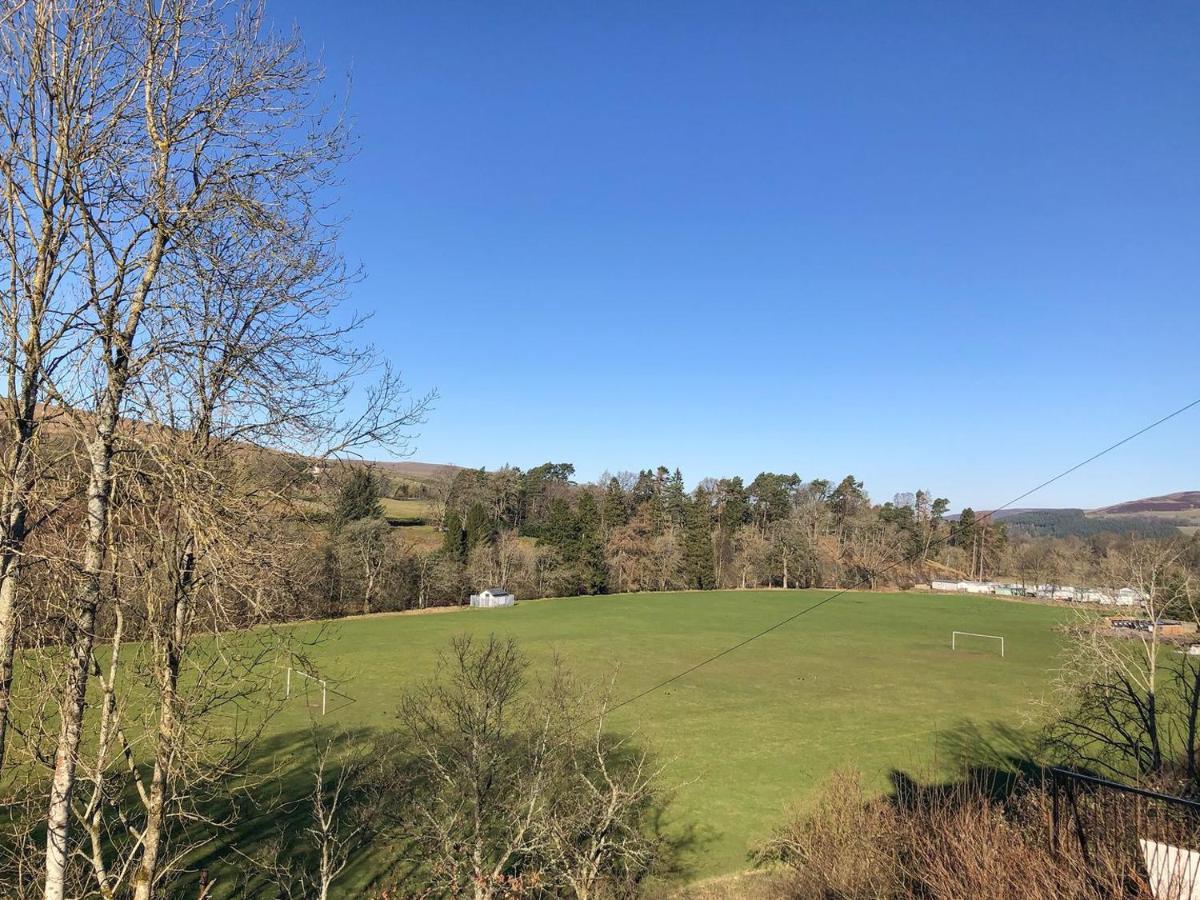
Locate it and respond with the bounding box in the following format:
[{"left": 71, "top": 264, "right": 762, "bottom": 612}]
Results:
[
  {"left": 266, "top": 589, "right": 1076, "bottom": 888},
  {"left": 378, "top": 496, "right": 434, "bottom": 521}
]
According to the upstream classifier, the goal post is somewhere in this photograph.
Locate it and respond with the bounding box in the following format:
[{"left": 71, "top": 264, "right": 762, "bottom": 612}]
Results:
[
  {"left": 285, "top": 666, "right": 327, "bottom": 715},
  {"left": 951, "top": 631, "right": 1005, "bottom": 658}
]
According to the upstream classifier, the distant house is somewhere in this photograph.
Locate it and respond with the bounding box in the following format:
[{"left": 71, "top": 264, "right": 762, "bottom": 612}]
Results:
[
  {"left": 1072, "top": 587, "right": 1148, "bottom": 606},
  {"left": 931, "top": 579, "right": 961, "bottom": 592},
  {"left": 1115, "top": 587, "right": 1147, "bottom": 607},
  {"left": 470, "top": 587, "right": 515, "bottom": 609}
]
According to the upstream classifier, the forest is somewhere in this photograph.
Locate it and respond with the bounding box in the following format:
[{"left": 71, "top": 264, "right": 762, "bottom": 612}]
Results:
[{"left": 296, "top": 461, "right": 1199, "bottom": 618}]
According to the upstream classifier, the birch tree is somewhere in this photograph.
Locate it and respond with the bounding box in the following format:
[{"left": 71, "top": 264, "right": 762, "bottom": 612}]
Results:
[{"left": 23, "top": 1, "right": 417, "bottom": 896}]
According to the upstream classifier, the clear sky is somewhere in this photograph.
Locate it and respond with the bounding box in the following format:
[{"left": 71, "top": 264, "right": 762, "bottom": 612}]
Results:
[{"left": 278, "top": 1, "right": 1199, "bottom": 510}]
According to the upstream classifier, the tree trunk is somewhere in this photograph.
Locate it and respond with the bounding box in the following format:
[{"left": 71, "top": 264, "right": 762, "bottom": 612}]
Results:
[
  {"left": 0, "top": 402, "right": 38, "bottom": 773},
  {"left": 0, "top": 552, "right": 24, "bottom": 773},
  {"left": 132, "top": 542, "right": 194, "bottom": 900},
  {"left": 45, "top": 432, "right": 113, "bottom": 900}
]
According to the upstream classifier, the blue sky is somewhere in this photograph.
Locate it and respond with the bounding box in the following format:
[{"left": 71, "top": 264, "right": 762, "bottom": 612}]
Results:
[{"left": 279, "top": 1, "right": 1199, "bottom": 510}]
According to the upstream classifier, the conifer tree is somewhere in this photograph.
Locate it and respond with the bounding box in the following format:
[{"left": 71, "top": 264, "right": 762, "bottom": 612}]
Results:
[
  {"left": 602, "top": 477, "right": 629, "bottom": 533},
  {"left": 335, "top": 468, "right": 383, "bottom": 526},
  {"left": 683, "top": 489, "right": 716, "bottom": 589},
  {"left": 464, "top": 502, "right": 493, "bottom": 551},
  {"left": 443, "top": 510, "right": 467, "bottom": 564},
  {"left": 543, "top": 497, "right": 580, "bottom": 555},
  {"left": 576, "top": 492, "right": 608, "bottom": 594},
  {"left": 665, "top": 468, "right": 687, "bottom": 529}
]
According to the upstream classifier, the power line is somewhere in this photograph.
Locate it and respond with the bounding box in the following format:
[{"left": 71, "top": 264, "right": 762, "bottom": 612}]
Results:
[{"left": 604, "top": 395, "right": 1200, "bottom": 717}]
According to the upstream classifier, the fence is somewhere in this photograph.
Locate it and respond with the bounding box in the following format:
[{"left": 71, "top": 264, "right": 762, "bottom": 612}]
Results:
[{"left": 1049, "top": 767, "right": 1200, "bottom": 898}]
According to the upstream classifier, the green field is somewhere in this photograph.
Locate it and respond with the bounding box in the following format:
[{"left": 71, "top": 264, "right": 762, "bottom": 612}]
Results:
[
  {"left": 378, "top": 496, "right": 434, "bottom": 522},
  {"left": 270, "top": 589, "right": 1074, "bottom": 886}
]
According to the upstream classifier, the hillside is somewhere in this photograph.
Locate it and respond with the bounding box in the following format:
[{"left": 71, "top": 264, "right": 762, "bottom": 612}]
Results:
[
  {"left": 1093, "top": 490, "right": 1200, "bottom": 516},
  {"left": 947, "top": 491, "right": 1200, "bottom": 538},
  {"left": 363, "top": 460, "right": 462, "bottom": 480}
]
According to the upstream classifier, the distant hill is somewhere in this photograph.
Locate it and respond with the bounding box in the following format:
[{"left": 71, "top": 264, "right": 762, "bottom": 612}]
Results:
[
  {"left": 364, "top": 460, "right": 462, "bottom": 480},
  {"left": 1093, "top": 491, "right": 1200, "bottom": 517},
  {"left": 998, "top": 509, "right": 1181, "bottom": 540},
  {"left": 947, "top": 491, "right": 1200, "bottom": 538}
]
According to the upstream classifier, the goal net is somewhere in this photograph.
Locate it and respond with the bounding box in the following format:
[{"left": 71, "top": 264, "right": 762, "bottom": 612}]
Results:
[{"left": 951, "top": 631, "right": 1005, "bottom": 657}]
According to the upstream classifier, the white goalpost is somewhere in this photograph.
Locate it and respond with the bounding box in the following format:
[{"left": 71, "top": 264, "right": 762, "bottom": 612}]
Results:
[
  {"left": 951, "top": 631, "right": 1005, "bottom": 658},
  {"left": 285, "top": 666, "right": 327, "bottom": 715}
]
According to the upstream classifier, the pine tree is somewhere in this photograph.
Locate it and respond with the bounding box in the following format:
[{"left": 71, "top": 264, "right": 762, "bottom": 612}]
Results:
[
  {"left": 665, "top": 468, "right": 687, "bottom": 529},
  {"left": 442, "top": 510, "right": 467, "bottom": 565},
  {"left": 683, "top": 489, "right": 716, "bottom": 590},
  {"left": 543, "top": 497, "right": 579, "bottom": 554},
  {"left": 576, "top": 492, "right": 607, "bottom": 594},
  {"left": 335, "top": 468, "right": 383, "bottom": 526},
  {"left": 464, "top": 502, "right": 493, "bottom": 551},
  {"left": 602, "top": 477, "right": 629, "bottom": 533}
]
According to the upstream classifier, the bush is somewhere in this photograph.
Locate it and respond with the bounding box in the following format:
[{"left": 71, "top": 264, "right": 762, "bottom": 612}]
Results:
[{"left": 760, "top": 770, "right": 1142, "bottom": 900}]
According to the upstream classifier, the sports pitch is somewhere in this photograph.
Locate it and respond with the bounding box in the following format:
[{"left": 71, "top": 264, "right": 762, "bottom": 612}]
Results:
[{"left": 272, "top": 589, "right": 1075, "bottom": 883}]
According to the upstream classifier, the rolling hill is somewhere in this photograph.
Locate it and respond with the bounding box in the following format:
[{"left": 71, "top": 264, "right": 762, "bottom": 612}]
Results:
[{"left": 950, "top": 491, "right": 1200, "bottom": 538}]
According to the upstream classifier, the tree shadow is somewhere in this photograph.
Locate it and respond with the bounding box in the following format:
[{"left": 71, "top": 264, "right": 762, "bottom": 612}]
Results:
[
  {"left": 888, "top": 719, "right": 1048, "bottom": 812},
  {"left": 175, "top": 723, "right": 709, "bottom": 898}
]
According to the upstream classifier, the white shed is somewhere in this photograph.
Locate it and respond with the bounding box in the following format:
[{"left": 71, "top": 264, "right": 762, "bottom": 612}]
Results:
[{"left": 470, "top": 587, "right": 516, "bottom": 608}]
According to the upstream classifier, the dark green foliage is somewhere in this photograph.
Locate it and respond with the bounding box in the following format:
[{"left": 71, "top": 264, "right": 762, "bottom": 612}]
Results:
[
  {"left": 683, "top": 489, "right": 716, "bottom": 589},
  {"left": 664, "top": 468, "right": 687, "bottom": 529},
  {"left": 542, "top": 497, "right": 580, "bottom": 553},
  {"left": 335, "top": 468, "right": 383, "bottom": 525},
  {"left": 828, "top": 475, "right": 868, "bottom": 529},
  {"left": 521, "top": 462, "right": 575, "bottom": 524},
  {"left": 748, "top": 472, "right": 802, "bottom": 526},
  {"left": 717, "top": 477, "right": 749, "bottom": 531},
  {"left": 464, "top": 501, "right": 493, "bottom": 551},
  {"left": 1001, "top": 509, "right": 1180, "bottom": 540},
  {"left": 602, "top": 477, "right": 629, "bottom": 532},
  {"left": 575, "top": 492, "right": 607, "bottom": 594},
  {"left": 442, "top": 510, "right": 467, "bottom": 564},
  {"left": 955, "top": 508, "right": 978, "bottom": 547}
]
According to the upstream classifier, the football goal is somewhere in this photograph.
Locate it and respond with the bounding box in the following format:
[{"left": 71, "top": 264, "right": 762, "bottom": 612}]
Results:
[
  {"left": 285, "top": 666, "right": 328, "bottom": 715},
  {"left": 951, "top": 631, "right": 1005, "bottom": 658}
]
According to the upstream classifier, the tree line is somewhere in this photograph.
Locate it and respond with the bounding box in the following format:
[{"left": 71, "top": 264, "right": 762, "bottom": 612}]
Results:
[{"left": 302, "top": 462, "right": 1200, "bottom": 619}]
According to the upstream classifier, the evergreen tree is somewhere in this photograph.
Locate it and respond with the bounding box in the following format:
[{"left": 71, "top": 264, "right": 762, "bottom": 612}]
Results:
[
  {"left": 748, "top": 472, "right": 802, "bottom": 528},
  {"left": 955, "top": 507, "right": 978, "bottom": 548},
  {"left": 442, "top": 510, "right": 467, "bottom": 565},
  {"left": 718, "top": 477, "right": 749, "bottom": 531},
  {"left": 602, "top": 477, "right": 629, "bottom": 533},
  {"left": 630, "top": 470, "right": 656, "bottom": 507},
  {"left": 335, "top": 468, "right": 383, "bottom": 526},
  {"left": 543, "top": 497, "right": 579, "bottom": 555},
  {"left": 575, "top": 492, "right": 607, "bottom": 594},
  {"left": 828, "top": 475, "right": 868, "bottom": 530},
  {"left": 464, "top": 501, "right": 493, "bottom": 551},
  {"left": 664, "top": 468, "right": 687, "bottom": 529},
  {"left": 683, "top": 489, "right": 716, "bottom": 589}
]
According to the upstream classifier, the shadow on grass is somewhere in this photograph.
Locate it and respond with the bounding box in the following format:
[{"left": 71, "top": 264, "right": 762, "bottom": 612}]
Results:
[
  {"left": 886, "top": 719, "right": 1048, "bottom": 813},
  {"left": 177, "top": 724, "right": 709, "bottom": 898}
]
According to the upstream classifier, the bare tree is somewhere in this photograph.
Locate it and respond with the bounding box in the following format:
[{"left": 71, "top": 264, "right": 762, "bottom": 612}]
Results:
[
  {"left": 0, "top": 0, "right": 111, "bottom": 776},
  {"left": 373, "top": 637, "right": 664, "bottom": 898},
  {"left": 6, "top": 2, "right": 429, "bottom": 896},
  {"left": 1048, "top": 541, "right": 1195, "bottom": 780}
]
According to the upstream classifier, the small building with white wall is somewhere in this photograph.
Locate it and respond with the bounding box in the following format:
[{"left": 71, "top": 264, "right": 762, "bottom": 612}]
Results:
[{"left": 470, "top": 587, "right": 516, "bottom": 608}]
